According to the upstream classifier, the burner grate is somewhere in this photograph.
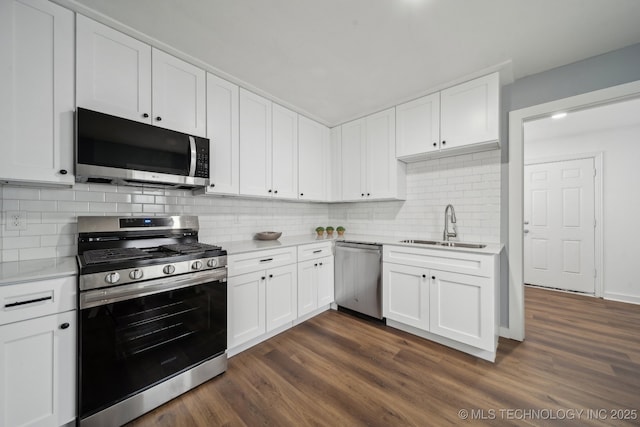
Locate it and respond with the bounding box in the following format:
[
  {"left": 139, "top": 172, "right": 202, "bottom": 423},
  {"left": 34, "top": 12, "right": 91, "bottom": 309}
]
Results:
[
  {"left": 83, "top": 248, "right": 152, "bottom": 265},
  {"left": 159, "top": 243, "right": 221, "bottom": 255}
]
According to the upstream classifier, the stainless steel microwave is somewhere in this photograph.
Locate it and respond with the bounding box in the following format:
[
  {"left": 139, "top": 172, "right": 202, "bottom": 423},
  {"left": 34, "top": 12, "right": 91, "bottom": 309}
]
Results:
[{"left": 76, "top": 108, "right": 209, "bottom": 189}]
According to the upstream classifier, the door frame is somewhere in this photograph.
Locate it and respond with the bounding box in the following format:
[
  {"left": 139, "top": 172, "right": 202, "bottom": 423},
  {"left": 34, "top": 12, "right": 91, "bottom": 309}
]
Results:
[
  {"left": 524, "top": 153, "right": 603, "bottom": 297},
  {"left": 506, "top": 79, "right": 640, "bottom": 341}
]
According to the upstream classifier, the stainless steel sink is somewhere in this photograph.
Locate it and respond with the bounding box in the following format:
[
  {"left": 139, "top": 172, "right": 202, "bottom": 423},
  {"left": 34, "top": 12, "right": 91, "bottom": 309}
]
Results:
[{"left": 400, "top": 239, "right": 487, "bottom": 249}]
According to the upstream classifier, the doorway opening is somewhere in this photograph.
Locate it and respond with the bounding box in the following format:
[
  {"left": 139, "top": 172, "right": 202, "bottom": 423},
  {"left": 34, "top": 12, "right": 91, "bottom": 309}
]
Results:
[{"left": 507, "top": 80, "right": 640, "bottom": 341}]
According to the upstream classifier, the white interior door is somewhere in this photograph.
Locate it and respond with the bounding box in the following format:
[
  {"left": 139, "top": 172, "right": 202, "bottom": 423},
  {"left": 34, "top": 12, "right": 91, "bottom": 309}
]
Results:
[{"left": 524, "top": 158, "right": 595, "bottom": 293}]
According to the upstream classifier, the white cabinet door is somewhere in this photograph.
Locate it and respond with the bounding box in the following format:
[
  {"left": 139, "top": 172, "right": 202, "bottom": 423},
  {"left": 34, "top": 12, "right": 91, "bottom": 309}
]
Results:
[
  {"left": 316, "top": 256, "right": 335, "bottom": 307},
  {"left": 298, "top": 116, "right": 328, "bottom": 201},
  {"left": 396, "top": 93, "right": 440, "bottom": 159},
  {"left": 365, "top": 108, "right": 398, "bottom": 199},
  {"left": 429, "top": 270, "right": 494, "bottom": 351},
  {"left": 297, "top": 259, "right": 318, "bottom": 317},
  {"left": 76, "top": 15, "right": 152, "bottom": 124},
  {"left": 0, "top": 310, "right": 75, "bottom": 427},
  {"left": 151, "top": 48, "right": 206, "bottom": 136},
  {"left": 271, "top": 104, "right": 298, "bottom": 199},
  {"left": 239, "top": 89, "right": 272, "bottom": 197},
  {"left": 228, "top": 271, "right": 266, "bottom": 348},
  {"left": 340, "top": 118, "right": 366, "bottom": 201},
  {"left": 265, "top": 264, "right": 298, "bottom": 331},
  {"left": 440, "top": 72, "right": 499, "bottom": 150},
  {"left": 383, "top": 263, "right": 429, "bottom": 330},
  {"left": 0, "top": 0, "right": 74, "bottom": 186},
  {"left": 205, "top": 73, "right": 239, "bottom": 195},
  {"left": 329, "top": 126, "right": 343, "bottom": 202}
]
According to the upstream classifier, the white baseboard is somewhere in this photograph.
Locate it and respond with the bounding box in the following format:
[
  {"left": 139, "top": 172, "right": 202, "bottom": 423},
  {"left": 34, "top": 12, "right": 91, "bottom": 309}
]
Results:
[{"left": 603, "top": 292, "right": 640, "bottom": 305}]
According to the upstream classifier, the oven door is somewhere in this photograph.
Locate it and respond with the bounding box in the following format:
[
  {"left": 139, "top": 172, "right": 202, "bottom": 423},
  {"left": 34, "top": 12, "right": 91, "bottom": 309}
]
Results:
[{"left": 78, "top": 268, "right": 226, "bottom": 420}]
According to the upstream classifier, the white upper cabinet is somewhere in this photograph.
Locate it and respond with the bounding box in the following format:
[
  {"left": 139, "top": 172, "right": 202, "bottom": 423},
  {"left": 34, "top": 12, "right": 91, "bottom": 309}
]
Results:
[
  {"left": 239, "top": 89, "right": 297, "bottom": 199},
  {"left": 341, "top": 109, "right": 405, "bottom": 202},
  {"left": 396, "top": 92, "right": 440, "bottom": 159},
  {"left": 76, "top": 15, "right": 151, "bottom": 124},
  {"left": 204, "top": 73, "right": 239, "bottom": 195},
  {"left": 271, "top": 104, "right": 299, "bottom": 199},
  {"left": 0, "top": 0, "right": 74, "bottom": 186},
  {"left": 396, "top": 72, "right": 500, "bottom": 161},
  {"left": 239, "top": 89, "right": 272, "bottom": 197},
  {"left": 440, "top": 72, "right": 499, "bottom": 150},
  {"left": 77, "top": 15, "right": 206, "bottom": 136},
  {"left": 298, "top": 116, "right": 329, "bottom": 201},
  {"left": 328, "top": 126, "right": 343, "bottom": 202},
  {"left": 366, "top": 108, "right": 404, "bottom": 200},
  {"left": 340, "top": 118, "right": 366, "bottom": 201},
  {"left": 151, "top": 49, "right": 206, "bottom": 136}
]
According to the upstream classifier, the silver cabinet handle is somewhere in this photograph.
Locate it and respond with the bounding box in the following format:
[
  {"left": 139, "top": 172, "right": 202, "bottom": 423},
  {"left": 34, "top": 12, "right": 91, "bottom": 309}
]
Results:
[
  {"left": 524, "top": 221, "right": 529, "bottom": 225},
  {"left": 524, "top": 229, "right": 530, "bottom": 234}
]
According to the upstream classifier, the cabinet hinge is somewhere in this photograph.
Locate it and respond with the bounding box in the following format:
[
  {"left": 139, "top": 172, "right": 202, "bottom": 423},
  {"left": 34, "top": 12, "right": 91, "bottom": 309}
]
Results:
[
  {"left": 594, "top": 269, "right": 597, "bottom": 278},
  {"left": 594, "top": 219, "right": 596, "bottom": 228},
  {"left": 593, "top": 169, "right": 597, "bottom": 177}
]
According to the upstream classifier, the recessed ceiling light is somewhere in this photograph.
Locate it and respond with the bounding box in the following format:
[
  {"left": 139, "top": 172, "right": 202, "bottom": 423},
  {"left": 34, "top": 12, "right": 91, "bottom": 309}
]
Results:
[{"left": 551, "top": 112, "right": 567, "bottom": 120}]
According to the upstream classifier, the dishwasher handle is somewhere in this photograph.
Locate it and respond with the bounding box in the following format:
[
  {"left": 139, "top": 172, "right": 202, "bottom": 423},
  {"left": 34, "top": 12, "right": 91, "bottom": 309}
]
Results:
[{"left": 335, "top": 242, "right": 382, "bottom": 254}]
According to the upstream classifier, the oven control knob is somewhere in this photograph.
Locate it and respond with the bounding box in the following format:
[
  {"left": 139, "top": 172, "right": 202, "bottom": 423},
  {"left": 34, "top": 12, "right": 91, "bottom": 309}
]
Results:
[
  {"left": 207, "top": 258, "right": 218, "bottom": 268},
  {"left": 105, "top": 272, "right": 120, "bottom": 284},
  {"left": 192, "top": 261, "right": 203, "bottom": 270},
  {"left": 129, "top": 269, "right": 143, "bottom": 280},
  {"left": 163, "top": 265, "right": 176, "bottom": 275}
]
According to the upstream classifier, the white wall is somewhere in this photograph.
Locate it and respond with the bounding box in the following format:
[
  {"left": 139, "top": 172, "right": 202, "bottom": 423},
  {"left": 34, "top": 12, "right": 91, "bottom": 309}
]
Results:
[
  {"left": 525, "top": 123, "right": 640, "bottom": 304},
  {"left": 330, "top": 150, "right": 502, "bottom": 243},
  {"left": 0, "top": 184, "right": 329, "bottom": 262}
]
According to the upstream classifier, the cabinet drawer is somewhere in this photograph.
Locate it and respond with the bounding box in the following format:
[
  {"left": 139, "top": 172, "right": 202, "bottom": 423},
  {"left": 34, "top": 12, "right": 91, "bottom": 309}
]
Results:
[
  {"left": 383, "top": 245, "right": 494, "bottom": 277},
  {"left": 0, "top": 276, "right": 76, "bottom": 326},
  {"left": 228, "top": 247, "right": 297, "bottom": 277},
  {"left": 297, "top": 242, "right": 333, "bottom": 262}
]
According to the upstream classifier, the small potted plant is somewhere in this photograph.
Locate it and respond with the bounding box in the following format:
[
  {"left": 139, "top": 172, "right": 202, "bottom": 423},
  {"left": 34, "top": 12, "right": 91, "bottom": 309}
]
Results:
[
  {"left": 337, "top": 226, "right": 345, "bottom": 237},
  {"left": 326, "top": 226, "right": 334, "bottom": 237},
  {"left": 315, "top": 226, "right": 325, "bottom": 237}
]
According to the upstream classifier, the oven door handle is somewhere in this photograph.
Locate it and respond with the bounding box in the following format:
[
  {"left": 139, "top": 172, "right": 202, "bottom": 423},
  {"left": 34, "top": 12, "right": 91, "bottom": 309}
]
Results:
[
  {"left": 188, "top": 136, "right": 197, "bottom": 177},
  {"left": 80, "top": 268, "right": 227, "bottom": 309}
]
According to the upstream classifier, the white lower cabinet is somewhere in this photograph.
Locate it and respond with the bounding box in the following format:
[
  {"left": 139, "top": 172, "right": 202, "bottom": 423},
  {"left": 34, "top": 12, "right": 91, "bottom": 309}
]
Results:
[
  {"left": 227, "top": 247, "right": 299, "bottom": 354},
  {"left": 298, "top": 255, "right": 334, "bottom": 317},
  {"left": 383, "top": 245, "right": 499, "bottom": 361},
  {"left": 265, "top": 264, "right": 298, "bottom": 331},
  {"left": 0, "top": 276, "right": 76, "bottom": 427},
  {"left": 429, "top": 270, "right": 494, "bottom": 351},
  {"left": 383, "top": 263, "right": 429, "bottom": 330},
  {"left": 0, "top": 311, "right": 76, "bottom": 427},
  {"left": 227, "top": 264, "right": 297, "bottom": 350},
  {"left": 227, "top": 271, "right": 266, "bottom": 349},
  {"left": 227, "top": 242, "right": 335, "bottom": 356}
]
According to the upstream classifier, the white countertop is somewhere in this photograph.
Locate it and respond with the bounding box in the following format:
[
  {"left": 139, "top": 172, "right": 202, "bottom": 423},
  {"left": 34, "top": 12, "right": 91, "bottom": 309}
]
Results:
[
  {"left": 0, "top": 256, "right": 78, "bottom": 286},
  {"left": 218, "top": 234, "right": 503, "bottom": 256}
]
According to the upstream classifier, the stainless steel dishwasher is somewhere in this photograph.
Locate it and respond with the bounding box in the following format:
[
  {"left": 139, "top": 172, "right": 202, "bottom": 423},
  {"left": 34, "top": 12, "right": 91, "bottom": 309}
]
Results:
[{"left": 335, "top": 241, "right": 383, "bottom": 319}]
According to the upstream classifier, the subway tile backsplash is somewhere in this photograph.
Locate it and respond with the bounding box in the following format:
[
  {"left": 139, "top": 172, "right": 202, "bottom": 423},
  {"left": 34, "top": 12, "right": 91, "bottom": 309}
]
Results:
[
  {"left": 329, "top": 150, "right": 502, "bottom": 243},
  {"left": 0, "top": 150, "right": 501, "bottom": 262}
]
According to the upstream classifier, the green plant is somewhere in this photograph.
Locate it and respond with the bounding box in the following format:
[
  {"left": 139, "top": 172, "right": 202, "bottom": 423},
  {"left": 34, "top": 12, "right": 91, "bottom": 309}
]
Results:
[
  {"left": 315, "top": 226, "right": 325, "bottom": 232},
  {"left": 326, "top": 226, "right": 334, "bottom": 232},
  {"left": 336, "top": 226, "right": 345, "bottom": 232}
]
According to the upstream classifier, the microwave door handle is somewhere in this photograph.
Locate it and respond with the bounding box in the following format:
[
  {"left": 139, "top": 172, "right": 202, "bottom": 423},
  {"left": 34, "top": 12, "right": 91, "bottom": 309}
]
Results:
[{"left": 188, "top": 136, "right": 197, "bottom": 177}]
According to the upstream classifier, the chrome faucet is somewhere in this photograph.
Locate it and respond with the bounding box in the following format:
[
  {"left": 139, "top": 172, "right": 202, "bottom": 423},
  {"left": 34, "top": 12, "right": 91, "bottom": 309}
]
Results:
[{"left": 443, "top": 204, "right": 457, "bottom": 241}]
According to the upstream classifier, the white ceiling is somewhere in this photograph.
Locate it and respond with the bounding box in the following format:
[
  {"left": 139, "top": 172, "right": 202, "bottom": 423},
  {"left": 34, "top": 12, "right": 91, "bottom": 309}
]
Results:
[
  {"left": 524, "top": 96, "right": 640, "bottom": 143},
  {"left": 68, "top": 0, "right": 640, "bottom": 126}
]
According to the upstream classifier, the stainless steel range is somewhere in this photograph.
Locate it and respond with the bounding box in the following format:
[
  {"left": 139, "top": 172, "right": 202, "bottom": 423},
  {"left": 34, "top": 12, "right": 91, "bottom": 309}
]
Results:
[{"left": 76, "top": 216, "right": 227, "bottom": 427}]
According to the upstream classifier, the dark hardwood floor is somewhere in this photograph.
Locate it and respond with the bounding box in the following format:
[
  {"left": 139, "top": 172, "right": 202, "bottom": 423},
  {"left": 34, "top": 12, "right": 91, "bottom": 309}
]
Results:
[{"left": 128, "top": 287, "right": 640, "bottom": 426}]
